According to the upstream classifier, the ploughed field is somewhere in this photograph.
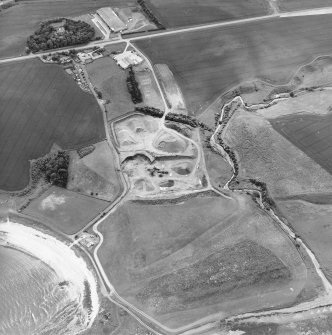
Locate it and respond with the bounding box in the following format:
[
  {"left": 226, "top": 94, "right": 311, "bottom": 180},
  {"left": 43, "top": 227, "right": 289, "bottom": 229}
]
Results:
[
  {"left": 0, "top": 59, "right": 104, "bottom": 191},
  {"left": 135, "top": 15, "right": 332, "bottom": 114},
  {"left": 0, "top": 0, "right": 135, "bottom": 58},
  {"left": 97, "top": 192, "right": 307, "bottom": 329},
  {"left": 270, "top": 113, "right": 332, "bottom": 175},
  {"left": 145, "top": 0, "right": 269, "bottom": 28},
  {"left": 279, "top": 0, "right": 332, "bottom": 12}
]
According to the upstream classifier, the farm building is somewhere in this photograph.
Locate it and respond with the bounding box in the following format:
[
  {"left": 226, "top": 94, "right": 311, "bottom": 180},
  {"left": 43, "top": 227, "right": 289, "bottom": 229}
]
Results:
[
  {"left": 96, "top": 7, "right": 127, "bottom": 33},
  {"left": 113, "top": 50, "right": 143, "bottom": 69}
]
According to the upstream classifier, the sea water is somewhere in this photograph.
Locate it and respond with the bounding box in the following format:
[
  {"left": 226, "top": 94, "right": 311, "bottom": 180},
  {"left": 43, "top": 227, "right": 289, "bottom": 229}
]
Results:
[{"left": 0, "top": 246, "right": 84, "bottom": 335}]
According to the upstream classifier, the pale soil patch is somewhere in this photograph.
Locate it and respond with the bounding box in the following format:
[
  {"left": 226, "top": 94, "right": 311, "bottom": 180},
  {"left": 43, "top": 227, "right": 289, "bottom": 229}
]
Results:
[
  {"left": 98, "top": 192, "right": 306, "bottom": 329},
  {"left": 135, "top": 68, "right": 164, "bottom": 110},
  {"left": 155, "top": 64, "right": 187, "bottom": 114},
  {"left": 113, "top": 114, "right": 205, "bottom": 198},
  {"left": 223, "top": 108, "right": 332, "bottom": 197},
  {"left": 23, "top": 186, "right": 109, "bottom": 235},
  {"left": 40, "top": 193, "right": 66, "bottom": 210},
  {"left": 113, "top": 114, "right": 196, "bottom": 157},
  {"left": 67, "top": 141, "right": 122, "bottom": 202}
]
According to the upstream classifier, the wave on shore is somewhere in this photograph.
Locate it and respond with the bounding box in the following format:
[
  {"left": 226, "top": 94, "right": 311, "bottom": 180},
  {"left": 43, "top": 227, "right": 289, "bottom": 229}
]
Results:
[{"left": 0, "top": 219, "right": 99, "bottom": 335}]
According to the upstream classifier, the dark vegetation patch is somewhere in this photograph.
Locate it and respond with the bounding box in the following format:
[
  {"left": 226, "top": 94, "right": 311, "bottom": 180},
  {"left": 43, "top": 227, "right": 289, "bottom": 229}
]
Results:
[
  {"left": 127, "top": 66, "right": 143, "bottom": 104},
  {"left": 27, "top": 18, "right": 94, "bottom": 53},
  {"left": 0, "top": 59, "right": 104, "bottom": 191},
  {"left": 270, "top": 113, "right": 332, "bottom": 175},
  {"left": 34, "top": 151, "right": 69, "bottom": 188},
  {"left": 136, "top": 240, "right": 291, "bottom": 314},
  {"left": 136, "top": 106, "right": 212, "bottom": 131},
  {"left": 135, "top": 15, "right": 332, "bottom": 114}
]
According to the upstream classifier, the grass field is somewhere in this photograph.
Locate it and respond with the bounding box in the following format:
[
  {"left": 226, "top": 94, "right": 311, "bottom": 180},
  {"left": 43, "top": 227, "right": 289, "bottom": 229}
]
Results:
[
  {"left": 145, "top": 0, "right": 270, "bottom": 28},
  {"left": 223, "top": 108, "right": 332, "bottom": 197},
  {"left": 135, "top": 15, "right": 332, "bottom": 114},
  {"left": 68, "top": 141, "right": 123, "bottom": 202},
  {"left": 279, "top": 0, "right": 332, "bottom": 12},
  {"left": 0, "top": 59, "right": 105, "bottom": 191},
  {"left": 86, "top": 54, "right": 136, "bottom": 122},
  {"left": 23, "top": 186, "right": 109, "bottom": 235},
  {"left": 203, "top": 147, "right": 233, "bottom": 190},
  {"left": 98, "top": 192, "right": 306, "bottom": 328},
  {"left": 270, "top": 113, "right": 332, "bottom": 175},
  {"left": 278, "top": 199, "right": 332, "bottom": 282},
  {"left": 0, "top": 0, "right": 136, "bottom": 58}
]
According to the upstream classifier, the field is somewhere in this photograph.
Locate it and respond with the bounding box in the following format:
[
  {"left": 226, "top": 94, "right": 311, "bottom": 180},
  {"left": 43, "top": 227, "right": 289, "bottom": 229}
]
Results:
[
  {"left": 67, "top": 141, "right": 123, "bottom": 202},
  {"left": 223, "top": 108, "right": 332, "bottom": 197},
  {"left": 97, "top": 192, "right": 306, "bottom": 329},
  {"left": 279, "top": 0, "right": 332, "bottom": 12},
  {"left": 0, "top": 59, "right": 105, "bottom": 191},
  {"left": 270, "top": 113, "right": 332, "bottom": 175},
  {"left": 203, "top": 147, "right": 233, "bottom": 190},
  {"left": 135, "top": 15, "right": 332, "bottom": 114},
  {"left": 86, "top": 54, "right": 136, "bottom": 122},
  {"left": 0, "top": 0, "right": 138, "bottom": 58},
  {"left": 145, "top": 0, "right": 270, "bottom": 28},
  {"left": 23, "top": 186, "right": 109, "bottom": 235},
  {"left": 277, "top": 199, "right": 332, "bottom": 282}
]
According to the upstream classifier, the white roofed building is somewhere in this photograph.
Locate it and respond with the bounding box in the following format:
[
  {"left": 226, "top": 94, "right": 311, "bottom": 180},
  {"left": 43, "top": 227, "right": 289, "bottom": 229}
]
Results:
[
  {"left": 113, "top": 51, "right": 143, "bottom": 69},
  {"left": 96, "top": 7, "right": 127, "bottom": 33}
]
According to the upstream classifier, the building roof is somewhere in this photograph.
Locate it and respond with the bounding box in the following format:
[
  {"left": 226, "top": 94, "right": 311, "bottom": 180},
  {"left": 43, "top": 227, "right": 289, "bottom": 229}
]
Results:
[
  {"left": 113, "top": 51, "right": 143, "bottom": 69},
  {"left": 96, "top": 7, "right": 127, "bottom": 32}
]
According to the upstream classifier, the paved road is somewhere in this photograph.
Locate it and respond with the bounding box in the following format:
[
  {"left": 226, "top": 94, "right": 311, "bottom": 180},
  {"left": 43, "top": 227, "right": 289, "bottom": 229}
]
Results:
[{"left": 2, "top": 5, "right": 332, "bottom": 65}]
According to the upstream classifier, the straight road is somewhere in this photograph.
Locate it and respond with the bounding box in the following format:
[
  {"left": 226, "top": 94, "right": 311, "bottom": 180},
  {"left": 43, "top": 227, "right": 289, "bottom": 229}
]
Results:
[{"left": 3, "top": 5, "right": 332, "bottom": 65}]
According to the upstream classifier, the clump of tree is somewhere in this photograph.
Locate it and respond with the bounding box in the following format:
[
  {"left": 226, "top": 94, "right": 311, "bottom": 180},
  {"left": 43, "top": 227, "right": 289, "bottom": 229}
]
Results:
[
  {"left": 137, "top": 0, "right": 165, "bottom": 29},
  {"left": 27, "top": 18, "right": 95, "bottom": 53},
  {"left": 249, "top": 179, "right": 276, "bottom": 210},
  {"left": 32, "top": 151, "right": 69, "bottom": 188},
  {"left": 127, "top": 66, "right": 143, "bottom": 104}
]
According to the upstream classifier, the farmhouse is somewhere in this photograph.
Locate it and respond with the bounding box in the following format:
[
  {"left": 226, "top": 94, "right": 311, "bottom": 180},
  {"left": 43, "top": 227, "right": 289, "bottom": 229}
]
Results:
[
  {"left": 96, "top": 7, "right": 127, "bottom": 33},
  {"left": 113, "top": 50, "right": 143, "bottom": 69}
]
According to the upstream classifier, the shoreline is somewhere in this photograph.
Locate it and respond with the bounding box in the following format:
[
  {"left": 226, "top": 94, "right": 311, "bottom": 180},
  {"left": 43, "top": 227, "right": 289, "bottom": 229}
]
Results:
[{"left": 0, "top": 218, "right": 99, "bottom": 334}]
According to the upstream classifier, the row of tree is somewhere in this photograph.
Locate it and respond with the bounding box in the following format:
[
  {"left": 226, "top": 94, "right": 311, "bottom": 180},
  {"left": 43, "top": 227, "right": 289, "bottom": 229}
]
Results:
[
  {"left": 137, "top": 0, "right": 165, "bottom": 29},
  {"left": 127, "top": 66, "right": 143, "bottom": 104},
  {"left": 135, "top": 106, "right": 212, "bottom": 131},
  {"left": 27, "top": 18, "right": 95, "bottom": 53}
]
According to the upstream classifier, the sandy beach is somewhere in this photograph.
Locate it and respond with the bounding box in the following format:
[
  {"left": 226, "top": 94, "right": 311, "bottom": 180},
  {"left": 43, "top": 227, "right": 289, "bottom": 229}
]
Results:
[{"left": 0, "top": 218, "right": 99, "bottom": 334}]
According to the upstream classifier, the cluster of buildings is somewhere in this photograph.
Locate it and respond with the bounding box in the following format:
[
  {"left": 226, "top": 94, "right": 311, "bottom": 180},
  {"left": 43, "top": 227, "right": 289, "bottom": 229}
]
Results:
[{"left": 77, "top": 48, "right": 103, "bottom": 64}]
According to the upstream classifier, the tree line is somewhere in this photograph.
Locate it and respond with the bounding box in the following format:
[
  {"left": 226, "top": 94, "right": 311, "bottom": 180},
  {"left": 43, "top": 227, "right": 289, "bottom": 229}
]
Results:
[
  {"left": 127, "top": 66, "right": 143, "bottom": 104},
  {"left": 27, "top": 18, "right": 95, "bottom": 53},
  {"left": 137, "top": 0, "right": 165, "bottom": 29},
  {"left": 135, "top": 106, "right": 212, "bottom": 131}
]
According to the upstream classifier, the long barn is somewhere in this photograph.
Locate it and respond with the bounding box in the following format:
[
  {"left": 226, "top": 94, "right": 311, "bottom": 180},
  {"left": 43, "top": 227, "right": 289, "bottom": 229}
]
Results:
[{"left": 96, "top": 7, "right": 127, "bottom": 33}]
